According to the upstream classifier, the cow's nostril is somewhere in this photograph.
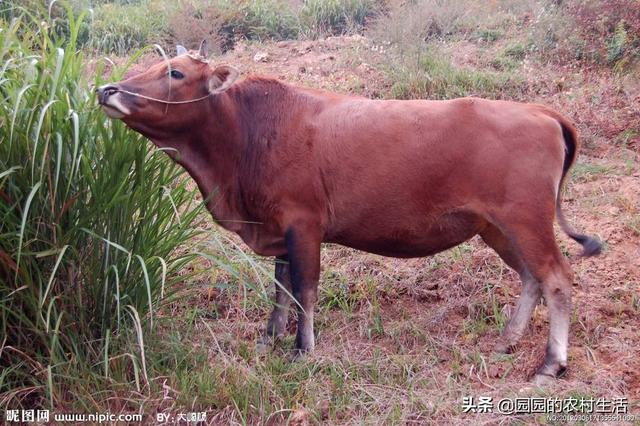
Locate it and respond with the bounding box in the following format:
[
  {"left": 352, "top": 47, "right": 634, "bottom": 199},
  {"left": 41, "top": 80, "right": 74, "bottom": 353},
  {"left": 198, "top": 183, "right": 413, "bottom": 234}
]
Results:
[{"left": 98, "top": 84, "right": 119, "bottom": 103}]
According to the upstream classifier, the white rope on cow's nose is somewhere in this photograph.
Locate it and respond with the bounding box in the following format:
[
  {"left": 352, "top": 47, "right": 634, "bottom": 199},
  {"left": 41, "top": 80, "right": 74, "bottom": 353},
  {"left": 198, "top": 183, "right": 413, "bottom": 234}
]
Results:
[{"left": 115, "top": 88, "right": 213, "bottom": 104}]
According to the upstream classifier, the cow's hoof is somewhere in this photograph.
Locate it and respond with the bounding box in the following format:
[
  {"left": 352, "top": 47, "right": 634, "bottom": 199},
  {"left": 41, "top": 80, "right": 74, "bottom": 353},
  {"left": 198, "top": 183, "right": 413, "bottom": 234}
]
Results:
[
  {"left": 289, "top": 348, "right": 311, "bottom": 362},
  {"left": 532, "top": 363, "right": 566, "bottom": 386},
  {"left": 532, "top": 373, "right": 555, "bottom": 387}
]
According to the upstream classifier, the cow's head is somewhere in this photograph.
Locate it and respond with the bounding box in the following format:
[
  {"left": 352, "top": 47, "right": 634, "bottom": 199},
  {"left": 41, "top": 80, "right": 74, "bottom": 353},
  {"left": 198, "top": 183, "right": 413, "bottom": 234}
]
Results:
[{"left": 97, "top": 40, "right": 239, "bottom": 139}]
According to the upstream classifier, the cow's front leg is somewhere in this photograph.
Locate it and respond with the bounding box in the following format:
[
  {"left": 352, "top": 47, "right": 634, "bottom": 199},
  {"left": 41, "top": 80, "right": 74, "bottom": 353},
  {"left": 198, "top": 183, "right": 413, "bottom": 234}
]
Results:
[
  {"left": 285, "top": 222, "right": 321, "bottom": 356},
  {"left": 260, "top": 256, "right": 293, "bottom": 347}
]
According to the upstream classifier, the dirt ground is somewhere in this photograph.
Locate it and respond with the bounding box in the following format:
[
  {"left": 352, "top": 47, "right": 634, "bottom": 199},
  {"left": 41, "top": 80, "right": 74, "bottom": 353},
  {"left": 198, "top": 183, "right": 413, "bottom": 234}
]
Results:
[{"left": 159, "top": 35, "right": 639, "bottom": 424}]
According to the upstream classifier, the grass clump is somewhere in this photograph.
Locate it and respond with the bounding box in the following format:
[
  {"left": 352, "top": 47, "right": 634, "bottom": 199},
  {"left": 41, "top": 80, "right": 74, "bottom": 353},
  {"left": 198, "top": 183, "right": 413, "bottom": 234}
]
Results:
[
  {"left": 225, "top": 0, "right": 300, "bottom": 41},
  {"left": 299, "top": 0, "right": 378, "bottom": 37},
  {"left": 0, "top": 6, "right": 203, "bottom": 409},
  {"left": 83, "top": 1, "right": 169, "bottom": 55},
  {"left": 368, "top": 0, "right": 476, "bottom": 47},
  {"left": 389, "top": 49, "right": 526, "bottom": 100}
]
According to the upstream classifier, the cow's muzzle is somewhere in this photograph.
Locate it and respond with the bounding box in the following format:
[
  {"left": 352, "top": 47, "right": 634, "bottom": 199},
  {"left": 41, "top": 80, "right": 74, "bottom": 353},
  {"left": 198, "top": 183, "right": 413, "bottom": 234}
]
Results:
[
  {"left": 97, "top": 84, "right": 119, "bottom": 104},
  {"left": 96, "top": 84, "right": 130, "bottom": 118}
]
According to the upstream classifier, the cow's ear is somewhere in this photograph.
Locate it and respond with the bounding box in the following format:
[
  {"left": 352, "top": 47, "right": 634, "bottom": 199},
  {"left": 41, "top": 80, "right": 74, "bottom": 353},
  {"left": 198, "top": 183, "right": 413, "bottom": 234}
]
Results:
[{"left": 208, "top": 65, "right": 239, "bottom": 94}]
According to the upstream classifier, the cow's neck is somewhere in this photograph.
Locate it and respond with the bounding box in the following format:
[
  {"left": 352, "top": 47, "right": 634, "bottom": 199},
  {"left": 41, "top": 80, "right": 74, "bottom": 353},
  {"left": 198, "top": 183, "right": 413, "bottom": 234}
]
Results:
[
  {"left": 150, "top": 95, "right": 248, "bottom": 232},
  {"left": 151, "top": 78, "right": 294, "bottom": 234}
]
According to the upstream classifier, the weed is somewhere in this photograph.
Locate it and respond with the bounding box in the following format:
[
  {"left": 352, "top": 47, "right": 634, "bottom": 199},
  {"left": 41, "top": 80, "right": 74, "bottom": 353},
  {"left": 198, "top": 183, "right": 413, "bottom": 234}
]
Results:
[
  {"left": 570, "top": 162, "right": 614, "bottom": 183},
  {"left": 490, "top": 55, "right": 519, "bottom": 71},
  {"left": 320, "top": 271, "right": 359, "bottom": 313},
  {"left": 607, "top": 20, "right": 629, "bottom": 65},
  {"left": 616, "top": 129, "right": 639, "bottom": 148},
  {"left": 627, "top": 214, "right": 640, "bottom": 236},
  {"left": 364, "top": 278, "right": 385, "bottom": 339},
  {"left": 474, "top": 28, "right": 502, "bottom": 43},
  {"left": 503, "top": 42, "right": 527, "bottom": 60},
  {"left": 464, "top": 283, "right": 508, "bottom": 340}
]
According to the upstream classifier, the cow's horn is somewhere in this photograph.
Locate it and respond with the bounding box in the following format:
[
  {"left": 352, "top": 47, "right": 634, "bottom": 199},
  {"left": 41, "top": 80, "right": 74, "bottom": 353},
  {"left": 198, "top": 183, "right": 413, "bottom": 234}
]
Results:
[
  {"left": 176, "top": 45, "right": 187, "bottom": 56},
  {"left": 198, "top": 39, "right": 208, "bottom": 58}
]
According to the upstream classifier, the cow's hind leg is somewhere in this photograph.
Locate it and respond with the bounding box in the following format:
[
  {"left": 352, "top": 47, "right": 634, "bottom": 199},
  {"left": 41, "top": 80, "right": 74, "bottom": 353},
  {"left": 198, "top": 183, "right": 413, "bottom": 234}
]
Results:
[
  {"left": 533, "top": 263, "right": 572, "bottom": 385},
  {"left": 498, "top": 222, "right": 573, "bottom": 384},
  {"left": 481, "top": 225, "right": 542, "bottom": 353}
]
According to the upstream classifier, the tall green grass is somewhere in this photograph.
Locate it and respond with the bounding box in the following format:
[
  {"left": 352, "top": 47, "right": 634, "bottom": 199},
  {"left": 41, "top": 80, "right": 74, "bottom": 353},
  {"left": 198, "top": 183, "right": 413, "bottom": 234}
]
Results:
[
  {"left": 221, "top": 0, "right": 301, "bottom": 41},
  {"left": 83, "top": 1, "right": 169, "bottom": 55},
  {"left": 42, "top": 0, "right": 383, "bottom": 55},
  {"left": 299, "top": 0, "right": 377, "bottom": 37},
  {"left": 0, "top": 5, "right": 203, "bottom": 409}
]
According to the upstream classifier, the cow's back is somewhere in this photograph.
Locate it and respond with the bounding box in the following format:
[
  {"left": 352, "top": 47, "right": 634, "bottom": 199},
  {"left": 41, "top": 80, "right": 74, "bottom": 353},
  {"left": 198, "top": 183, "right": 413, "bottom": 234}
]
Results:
[{"left": 309, "top": 97, "right": 565, "bottom": 254}]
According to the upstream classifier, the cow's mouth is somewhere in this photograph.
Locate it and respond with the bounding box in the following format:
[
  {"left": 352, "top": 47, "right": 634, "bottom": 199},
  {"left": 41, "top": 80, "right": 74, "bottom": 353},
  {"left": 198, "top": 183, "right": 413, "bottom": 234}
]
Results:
[
  {"left": 101, "top": 104, "right": 126, "bottom": 119},
  {"left": 98, "top": 88, "right": 131, "bottom": 119}
]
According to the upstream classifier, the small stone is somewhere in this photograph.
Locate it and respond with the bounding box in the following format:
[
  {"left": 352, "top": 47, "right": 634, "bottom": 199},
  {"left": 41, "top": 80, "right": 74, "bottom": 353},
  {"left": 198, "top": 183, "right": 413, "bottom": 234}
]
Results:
[
  {"left": 253, "top": 51, "right": 269, "bottom": 62},
  {"left": 356, "top": 63, "right": 370, "bottom": 73}
]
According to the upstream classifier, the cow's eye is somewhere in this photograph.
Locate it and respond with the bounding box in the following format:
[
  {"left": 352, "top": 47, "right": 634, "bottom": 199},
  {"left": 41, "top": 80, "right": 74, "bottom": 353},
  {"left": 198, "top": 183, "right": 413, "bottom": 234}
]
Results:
[{"left": 169, "top": 69, "right": 184, "bottom": 79}]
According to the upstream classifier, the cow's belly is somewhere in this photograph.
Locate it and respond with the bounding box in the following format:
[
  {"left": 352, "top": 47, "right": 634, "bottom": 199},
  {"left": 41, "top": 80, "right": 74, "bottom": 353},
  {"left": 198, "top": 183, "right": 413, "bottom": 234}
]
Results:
[
  {"left": 327, "top": 209, "right": 486, "bottom": 258},
  {"left": 232, "top": 208, "right": 485, "bottom": 259}
]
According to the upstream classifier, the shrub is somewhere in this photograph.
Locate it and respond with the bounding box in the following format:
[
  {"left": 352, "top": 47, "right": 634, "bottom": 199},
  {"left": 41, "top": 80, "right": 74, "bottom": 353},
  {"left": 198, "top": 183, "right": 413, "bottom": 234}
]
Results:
[
  {"left": 0, "top": 6, "right": 202, "bottom": 408},
  {"left": 527, "top": 0, "right": 640, "bottom": 70},
  {"left": 368, "top": 0, "right": 473, "bottom": 48},
  {"left": 165, "top": 1, "right": 227, "bottom": 54}
]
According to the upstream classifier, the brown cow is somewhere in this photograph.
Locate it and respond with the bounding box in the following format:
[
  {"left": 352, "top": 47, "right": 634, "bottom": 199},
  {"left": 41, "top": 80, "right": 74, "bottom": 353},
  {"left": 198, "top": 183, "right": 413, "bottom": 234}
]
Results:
[{"left": 97, "top": 41, "right": 601, "bottom": 384}]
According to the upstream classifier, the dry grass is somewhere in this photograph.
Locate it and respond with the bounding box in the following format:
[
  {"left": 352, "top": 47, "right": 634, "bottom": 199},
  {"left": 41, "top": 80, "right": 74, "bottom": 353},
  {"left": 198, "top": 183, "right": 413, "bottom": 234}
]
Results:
[{"left": 165, "top": 2, "right": 227, "bottom": 55}]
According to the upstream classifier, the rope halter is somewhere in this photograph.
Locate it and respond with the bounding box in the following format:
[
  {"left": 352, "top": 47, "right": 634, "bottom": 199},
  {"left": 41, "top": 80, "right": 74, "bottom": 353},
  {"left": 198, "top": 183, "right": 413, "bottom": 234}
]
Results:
[{"left": 114, "top": 88, "right": 213, "bottom": 105}]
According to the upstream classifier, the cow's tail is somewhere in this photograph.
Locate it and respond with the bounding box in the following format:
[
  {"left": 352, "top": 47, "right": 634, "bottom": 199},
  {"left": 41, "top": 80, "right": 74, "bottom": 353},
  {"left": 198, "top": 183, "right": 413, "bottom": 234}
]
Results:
[{"left": 547, "top": 108, "right": 603, "bottom": 257}]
